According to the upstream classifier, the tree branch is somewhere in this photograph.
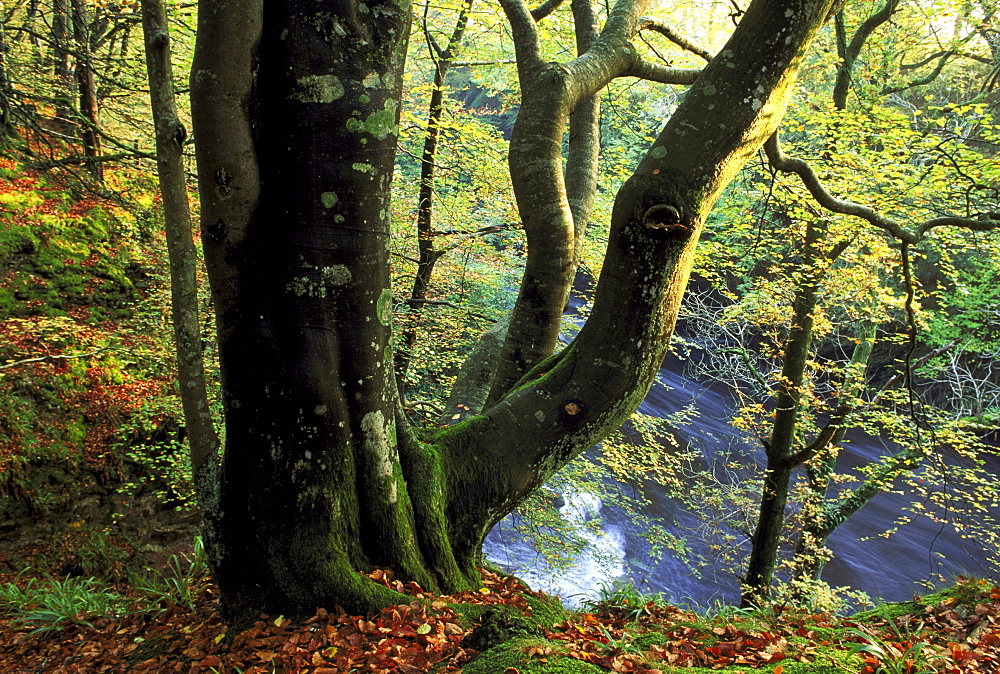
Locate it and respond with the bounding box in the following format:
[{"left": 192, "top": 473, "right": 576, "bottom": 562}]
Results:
[
  {"left": 787, "top": 339, "right": 960, "bottom": 468},
  {"left": 636, "top": 17, "right": 712, "bottom": 62},
  {"left": 27, "top": 150, "right": 154, "bottom": 170},
  {"left": 882, "top": 49, "right": 955, "bottom": 95},
  {"left": 530, "top": 0, "right": 564, "bottom": 21},
  {"left": 498, "top": 0, "right": 544, "bottom": 75},
  {"left": 0, "top": 347, "right": 114, "bottom": 371},
  {"left": 436, "top": 225, "right": 509, "bottom": 254},
  {"left": 832, "top": 1, "right": 900, "bottom": 108},
  {"left": 624, "top": 59, "right": 701, "bottom": 85},
  {"left": 763, "top": 132, "right": 1000, "bottom": 245}
]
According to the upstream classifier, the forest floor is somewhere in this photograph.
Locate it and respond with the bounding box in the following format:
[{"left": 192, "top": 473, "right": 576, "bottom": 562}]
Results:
[{"left": 0, "top": 551, "right": 998, "bottom": 673}]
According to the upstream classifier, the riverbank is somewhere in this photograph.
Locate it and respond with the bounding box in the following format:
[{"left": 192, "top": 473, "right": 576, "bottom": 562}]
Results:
[{"left": 2, "top": 562, "right": 997, "bottom": 672}]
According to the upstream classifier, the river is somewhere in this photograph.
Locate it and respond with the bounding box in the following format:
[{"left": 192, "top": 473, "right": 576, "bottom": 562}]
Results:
[{"left": 484, "top": 292, "right": 999, "bottom": 609}]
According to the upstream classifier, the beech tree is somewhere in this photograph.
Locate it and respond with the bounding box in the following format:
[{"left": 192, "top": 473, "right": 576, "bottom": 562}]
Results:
[{"left": 186, "top": 0, "right": 1000, "bottom": 621}]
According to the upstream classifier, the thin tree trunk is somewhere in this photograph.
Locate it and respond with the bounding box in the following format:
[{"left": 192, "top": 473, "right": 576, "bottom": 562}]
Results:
[
  {"left": 0, "top": 16, "right": 15, "bottom": 146},
  {"left": 52, "top": 0, "right": 75, "bottom": 131},
  {"left": 741, "top": 220, "right": 824, "bottom": 607},
  {"left": 565, "top": 0, "right": 600, "bottom": 253},
  {"left": 394, "top": 0, "right": 473, "bottom": 392},
  {"left": 71, "top": 0, "right": 102, "bottom": 180},
  {"left": 791, "top": 320, "right": 873, "bottom": 586},
  {"left": 140, "top": 0, "right": 220, "bottom": 539}
]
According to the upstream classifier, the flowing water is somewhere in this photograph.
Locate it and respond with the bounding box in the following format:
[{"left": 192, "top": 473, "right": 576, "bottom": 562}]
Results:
[{"left": 485, "top": 293, "right": 999, "bottom": 608}]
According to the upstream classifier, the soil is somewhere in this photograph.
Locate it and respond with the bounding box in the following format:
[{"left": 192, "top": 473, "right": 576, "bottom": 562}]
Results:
[{"left": 0, "top": 468, "right": 199, "bottom": 584}]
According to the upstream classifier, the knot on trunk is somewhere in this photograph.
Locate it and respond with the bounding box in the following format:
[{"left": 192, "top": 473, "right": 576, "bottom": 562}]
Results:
[
  {"left": 642, "top": 204, "right": 685, "bottom": 231},
  {"left": 558, "top": 398, "right": 587, "bottom": 426}
]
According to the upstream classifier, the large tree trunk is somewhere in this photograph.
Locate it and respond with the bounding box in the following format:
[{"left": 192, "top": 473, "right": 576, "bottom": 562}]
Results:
[
  {"left": 192, "top": 0, "right": 462, "bottom": 619},
  {"left": 191, "top": 0, "right": 836, "bottom": 621}
]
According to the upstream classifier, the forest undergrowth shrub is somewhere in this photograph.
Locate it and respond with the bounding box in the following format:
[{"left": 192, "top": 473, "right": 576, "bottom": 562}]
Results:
[{"left": 0, "top": 165, "right": 140, "bottom": 322}]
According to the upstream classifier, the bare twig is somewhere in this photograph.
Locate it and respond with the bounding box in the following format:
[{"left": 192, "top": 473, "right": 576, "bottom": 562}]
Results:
[
  {"left": 27, "top": 151, "right": 154, "bottom": 170},
  {"left": 0, "top": 346, "right": 114, "bottom": 371}
]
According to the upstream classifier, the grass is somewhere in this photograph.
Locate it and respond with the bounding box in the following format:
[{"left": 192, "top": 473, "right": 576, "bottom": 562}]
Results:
[
  {"left": 0, "top": 572, "right": 130, "bottom": 635},
  {"left": 130, "top": 535, "right": 209, "bottom": 613},
  {"left": 0, "top": 536, "right": 210, "bottom": 634}
]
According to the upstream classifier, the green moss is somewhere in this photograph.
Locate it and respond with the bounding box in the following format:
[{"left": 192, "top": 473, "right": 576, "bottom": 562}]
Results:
[
  {"left": 0, "top": 173, "right": 140, "bottom": 322},
  {"left": 850, "top": 578, "right": 992, "bottom": 624},
  {"left": 463, "top": 604, "right": 545, "bottom": 652},
  {"left": 630, "top": 631, "right": 668, "bottom": 651},
  {"left": 525, "top": 593, "right": 570, "bottom": 629},
  {"left": 450, "top": 603, "right": 493, "bottom": 630},
  {"left": 462, "top": 637, "right": 603, "bottom": 674},
  {"left": 658, "top": 661, "right": 858, "bottom": 674}
]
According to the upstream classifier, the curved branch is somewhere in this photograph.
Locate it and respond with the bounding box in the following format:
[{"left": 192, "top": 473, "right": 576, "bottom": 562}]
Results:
[
  {"left": 498, "top": 0, "right": 544, "bottom": 75},
  {"left": 763, "top": 133, "right": 1000, "bottom": 245},
  {"left": 883, "top": 49, "right": 955, "bottom": 95},
  {"left": 530, "top": 0, "right": 565, "bottom": 21},
  {"left": 833, "top": 0, "right": 900, "bottom": 109},
  {"left": 843, "top": 0, "right": 899, "bottom": 63},
  {"left": 636, "top": 17, "right": 712, "bottom": 62}
]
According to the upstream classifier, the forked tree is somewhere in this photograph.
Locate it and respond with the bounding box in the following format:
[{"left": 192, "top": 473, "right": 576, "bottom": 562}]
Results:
[{"left": 182, "top": 0, "right": 973, "bottom": 620}]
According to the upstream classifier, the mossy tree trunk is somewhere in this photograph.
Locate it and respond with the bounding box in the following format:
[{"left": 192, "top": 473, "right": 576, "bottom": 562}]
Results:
[{"left": 190, "top": 0, "right": 836, "bottom": 621}]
